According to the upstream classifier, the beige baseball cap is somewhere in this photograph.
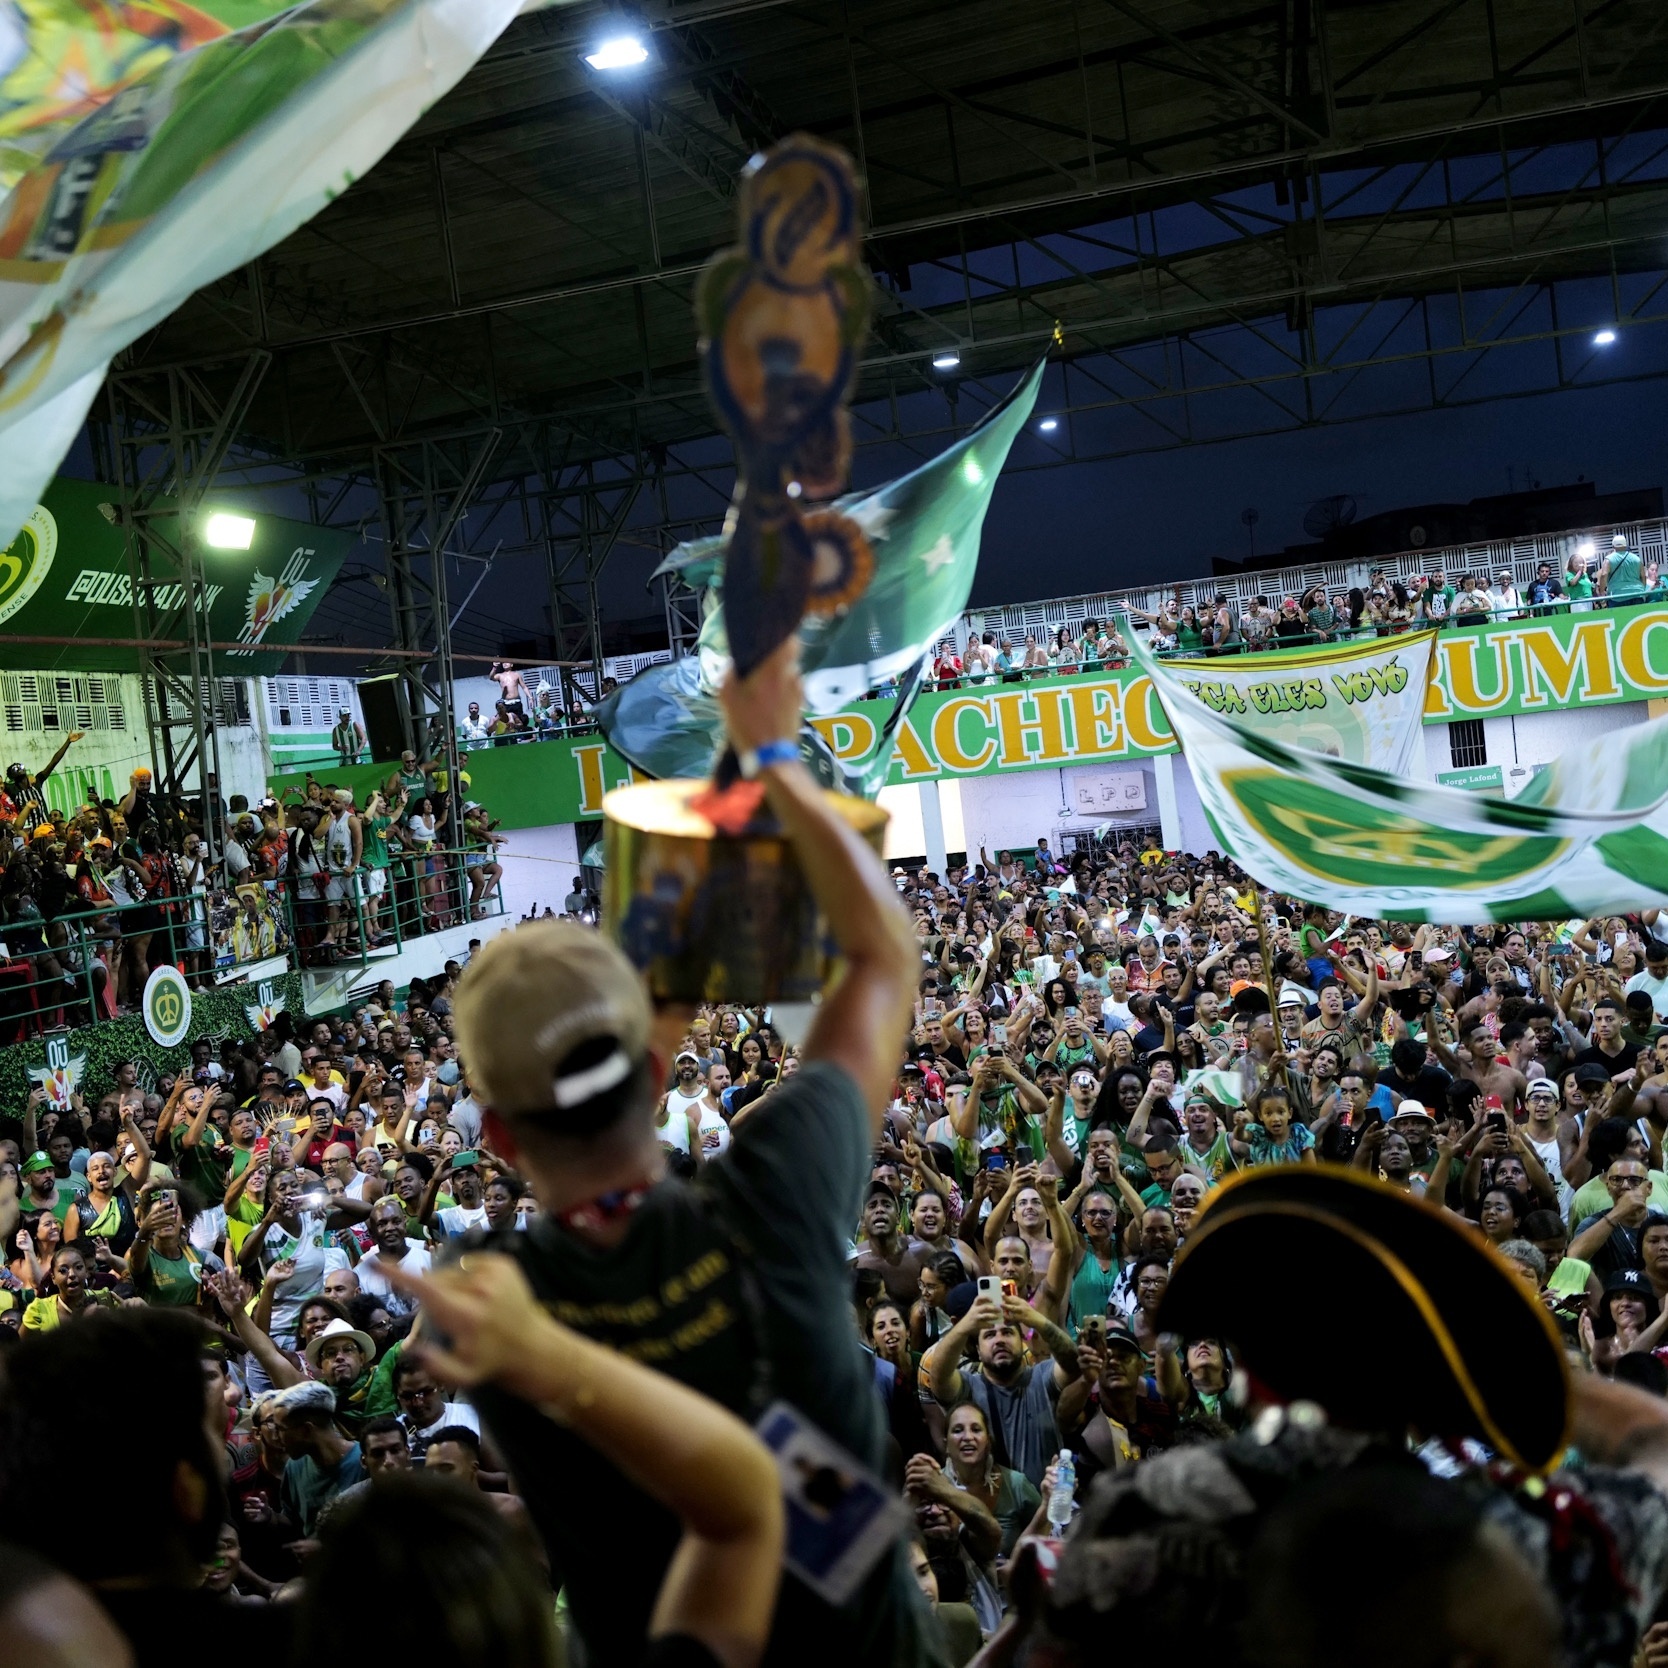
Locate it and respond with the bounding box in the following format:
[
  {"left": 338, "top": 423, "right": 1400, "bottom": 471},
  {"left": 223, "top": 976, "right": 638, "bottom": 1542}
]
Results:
[{"left": 454, "top": 920, "right": 651, "bottom": 1119}]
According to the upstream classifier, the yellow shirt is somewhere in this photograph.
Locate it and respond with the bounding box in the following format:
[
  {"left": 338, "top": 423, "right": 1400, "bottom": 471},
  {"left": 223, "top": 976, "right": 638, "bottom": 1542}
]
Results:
[{"left": 21, "top": 1291, "right": 119, "bottom": 1331}]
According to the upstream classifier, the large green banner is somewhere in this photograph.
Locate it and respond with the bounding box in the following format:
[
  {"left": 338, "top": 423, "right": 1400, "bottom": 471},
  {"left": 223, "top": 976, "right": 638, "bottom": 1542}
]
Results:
[
  {"left": 1125, "top": 625, "right": 1668, "bottom": 924},
  {"left": 265, "top": 602, "right": 1668, "bottom": 829},
  {"left": 1425, "top": 604, "right": 1668, "bottom": 719},
  {"left": 0, "top": 477, "right": 351, "bottom": 672}
]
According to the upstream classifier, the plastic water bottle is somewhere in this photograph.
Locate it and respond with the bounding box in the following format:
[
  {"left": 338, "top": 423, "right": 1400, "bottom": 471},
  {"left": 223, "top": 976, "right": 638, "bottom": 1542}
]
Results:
[{"left": 1047, "top": 1450, "right": 1076, "bottom": 1530}]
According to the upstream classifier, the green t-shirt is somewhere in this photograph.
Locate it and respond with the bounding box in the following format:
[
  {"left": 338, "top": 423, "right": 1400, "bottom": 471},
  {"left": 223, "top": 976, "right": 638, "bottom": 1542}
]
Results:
[
  {"left": 363, "top": 814, "right": 392, "bottom": 870},
  {"left": 42, "top": 1174, "right": 88, "bottom": 1224},
  {"left": 1051, "top": 1038, "right": 1096, "bottom": 1070},
  {"left": 168, "top": 1127, "right": 226, "bottom": 1202},
  {"left": 1567, "top": 571, "right": 1595, "bottom": 601},
  {"left": 1608, "top": 550, "right": 1645, "bottom": 599},
  {"left": 1182, "top": 1130, "right": 1237, "bottom": 1183},
  {"left": 134, "top": 1244, "right": 209, "bottom": 1307},
  {"left": 1568, "top": 1168, "right": 1668, "bottom": 1231}
]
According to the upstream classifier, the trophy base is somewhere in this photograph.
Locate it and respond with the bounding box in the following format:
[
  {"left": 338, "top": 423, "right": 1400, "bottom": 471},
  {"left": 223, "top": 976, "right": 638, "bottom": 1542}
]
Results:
[{"left": 602, "top": 778, "right": 889, "bottom": 1004}]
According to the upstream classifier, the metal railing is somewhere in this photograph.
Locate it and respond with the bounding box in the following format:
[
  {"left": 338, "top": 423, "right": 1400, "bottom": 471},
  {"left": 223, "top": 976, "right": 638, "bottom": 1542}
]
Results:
[
  {"left": 286, "top": 843, "right": 505, "bottom": 969},
  {"left": 0, "top": 892, "right": 206, "bottom": 1042},
  {"left": 957, "top": 518, "right": 1668, "bottom": 659},
  {"left": 0, "top": 847, "right": 506, "bottom": 1041}
]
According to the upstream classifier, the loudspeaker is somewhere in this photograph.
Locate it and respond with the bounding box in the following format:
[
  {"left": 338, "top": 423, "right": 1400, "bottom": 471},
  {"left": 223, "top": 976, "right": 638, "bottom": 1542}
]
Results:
[{"left": 357, "top": 676, "right": 408, "bottom": 762}]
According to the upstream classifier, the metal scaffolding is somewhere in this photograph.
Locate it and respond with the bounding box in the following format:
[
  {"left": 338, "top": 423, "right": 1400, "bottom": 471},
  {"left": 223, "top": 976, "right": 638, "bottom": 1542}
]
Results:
[
  {"left": 100, "top": 354, "right": 272, "bottom": 860},
  {"left": 79, "top": 0, "right": 1668, "bottom": 652}
]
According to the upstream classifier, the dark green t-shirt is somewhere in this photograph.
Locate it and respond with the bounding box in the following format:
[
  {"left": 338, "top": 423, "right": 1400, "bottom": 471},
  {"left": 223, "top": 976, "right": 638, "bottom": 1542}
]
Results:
[
  {"left": 469, "top": 1062, "right": 940, "bottom": 1668},
  {"left": 168, "top": 1127, "right": 227, "bottom": 1202}
]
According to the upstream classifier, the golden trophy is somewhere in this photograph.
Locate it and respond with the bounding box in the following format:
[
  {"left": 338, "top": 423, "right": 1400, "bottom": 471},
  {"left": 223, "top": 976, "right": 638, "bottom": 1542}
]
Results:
[{"left": 603, "top": 135, "right": 887, "bottom": 1002}]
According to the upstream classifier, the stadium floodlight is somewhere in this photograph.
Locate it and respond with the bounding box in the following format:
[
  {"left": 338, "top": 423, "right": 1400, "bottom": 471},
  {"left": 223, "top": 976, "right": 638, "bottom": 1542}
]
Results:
[
  {"left": 1594, "top": 328, "right": 1617, "bottom": 346},
  {"left": 584, "top": 34, "right": 648, "bottom": 69},
  {"left": 932, "top": 351, "right": 961, "bottom": 370},
  {"left": 1038, "top": 417, "right": 1059, "bottom": 432},
  {"left": 203, "top": 513, "right": 257, "bottom": 550}
]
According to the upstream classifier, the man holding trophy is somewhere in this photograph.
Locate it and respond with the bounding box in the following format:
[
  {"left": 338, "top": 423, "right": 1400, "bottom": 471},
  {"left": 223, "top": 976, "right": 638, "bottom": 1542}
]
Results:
[{"left": 393, "top": 138, "right": 943, "bottom": 1667}]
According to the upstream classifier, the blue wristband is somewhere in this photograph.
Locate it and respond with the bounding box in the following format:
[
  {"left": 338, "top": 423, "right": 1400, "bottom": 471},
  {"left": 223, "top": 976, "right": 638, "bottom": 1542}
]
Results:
[{"left": 739, "top": 738, "right": 799, "bottom": 778}]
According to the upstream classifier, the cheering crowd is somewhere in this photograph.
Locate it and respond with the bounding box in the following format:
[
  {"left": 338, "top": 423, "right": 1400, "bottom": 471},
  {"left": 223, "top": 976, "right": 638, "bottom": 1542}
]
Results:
[
  {"left": 6, "top": 638, "right": 1668, "bottom": 1668},
  {"left": 0, "top": 727, "right": 508, "bottom": 1031},
  {"left": 929, "top": 535, "right": 1662, "bottom": 685}
]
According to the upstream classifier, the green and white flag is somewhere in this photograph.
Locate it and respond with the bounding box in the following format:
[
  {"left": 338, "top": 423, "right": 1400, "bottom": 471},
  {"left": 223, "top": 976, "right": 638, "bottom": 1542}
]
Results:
[
  {"left": 1125, "top": 621, "right": 1668, "bottom": 923},
  {"left": 603, "top": 361, "right": 1043, "bottom": 793},
  {"left": 0, "top": 0, "right": 536, "bottom": 546},
  {"left": 1162, "top": 630, "right": 1437, "bottom": 772}
]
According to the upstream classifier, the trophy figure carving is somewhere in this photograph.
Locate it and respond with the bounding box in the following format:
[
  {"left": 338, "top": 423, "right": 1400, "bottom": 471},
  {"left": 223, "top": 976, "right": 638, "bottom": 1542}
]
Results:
[{"left": 602, "top": 136, "right": 888, "bottom": 1002}]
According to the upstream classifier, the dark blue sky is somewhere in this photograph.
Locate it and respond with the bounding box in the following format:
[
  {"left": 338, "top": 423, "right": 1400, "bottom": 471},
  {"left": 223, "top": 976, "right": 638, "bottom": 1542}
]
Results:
[{"left": 967, "top": 368, "right": 1668, "bottom": 605}]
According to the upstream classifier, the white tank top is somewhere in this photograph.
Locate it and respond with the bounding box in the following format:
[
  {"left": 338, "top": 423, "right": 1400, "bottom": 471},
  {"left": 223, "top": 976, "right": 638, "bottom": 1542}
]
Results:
[{"left": 326, "top": 814, "right": 354, "bottom": 872}]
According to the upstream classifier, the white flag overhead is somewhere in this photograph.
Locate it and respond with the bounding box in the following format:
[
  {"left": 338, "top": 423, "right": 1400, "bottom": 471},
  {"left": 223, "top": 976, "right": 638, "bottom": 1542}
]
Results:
[
  {"left": 1154, "top": 630, "right": 1437, "bottom": 774},
  {"left": 0, "top": 0, "right": 528, "bottom": 544},
  {"left": 1125, "top": 623, "right": 1668, "bottom": 924}
]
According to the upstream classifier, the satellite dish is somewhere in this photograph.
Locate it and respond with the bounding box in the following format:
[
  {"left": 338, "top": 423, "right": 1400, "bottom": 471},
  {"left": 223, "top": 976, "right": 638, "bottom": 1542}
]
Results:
[{"left": 1302, "top": 495, "right": 1358, "bottom": 539}]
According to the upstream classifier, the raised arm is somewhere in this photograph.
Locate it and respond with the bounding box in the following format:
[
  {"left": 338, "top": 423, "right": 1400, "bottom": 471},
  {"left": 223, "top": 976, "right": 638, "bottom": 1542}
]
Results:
[
  {"left": 720, "top": 642, "right": 916, "bottom": 1128},
  {"left": 208, "top": 1270, "right": 302, "bottom": 1390},
  {"left": 389, "top": 1255, "right": 784, "bottom": 1668},
  {"left": 416, "top": 1152, "right": 454, "bottom": 1225},
  {"left": 927, "top": 1297, "right": 991, "bottom": 1407},
  {"left": 982, "top": 1167, "right": 1024, "bottom": 1258},
  {"left": 117, "top": 1109, "right": 152, "bottom": 1192}
]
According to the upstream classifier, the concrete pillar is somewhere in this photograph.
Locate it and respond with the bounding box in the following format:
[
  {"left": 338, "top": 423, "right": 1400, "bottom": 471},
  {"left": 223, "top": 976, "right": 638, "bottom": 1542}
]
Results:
[
  {"left": 918, "top": 779, "right": 948, "bottom": 875},
  {"left": 1153, "top": 752, "right": 1181, "bottom": 850}
]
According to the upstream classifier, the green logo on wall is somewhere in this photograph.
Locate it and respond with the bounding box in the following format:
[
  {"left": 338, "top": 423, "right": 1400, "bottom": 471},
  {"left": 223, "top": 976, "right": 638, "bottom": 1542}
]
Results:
[
  {"left": 143, "top": 964, "right": 193, "bottom": 1048},
  {"left": 0, "top": 505, "right": 58, "bottom": 625}
]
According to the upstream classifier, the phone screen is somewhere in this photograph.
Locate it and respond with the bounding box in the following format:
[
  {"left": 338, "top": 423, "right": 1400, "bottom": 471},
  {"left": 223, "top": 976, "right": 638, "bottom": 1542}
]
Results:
[{"left": 988, "top": 1152, "right": 1007, "bottom": 1171}]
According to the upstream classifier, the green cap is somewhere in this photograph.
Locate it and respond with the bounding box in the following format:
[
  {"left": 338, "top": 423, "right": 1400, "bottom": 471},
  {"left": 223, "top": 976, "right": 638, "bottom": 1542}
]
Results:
[{"left": 20, "top": 1151, "right": 53, "bottom": 1176}]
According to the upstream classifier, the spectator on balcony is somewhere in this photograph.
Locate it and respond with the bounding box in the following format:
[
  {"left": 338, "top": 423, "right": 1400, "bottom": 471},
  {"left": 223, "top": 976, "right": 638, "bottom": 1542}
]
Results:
[
  {"left": 1052, "top": 627, "right": 1079, "bottom": 673},
  {"left": 488, "top": 661, "right": 529, "bottom": 720},
  {"left": 360, "top": 787, "right": 402, "bottom": 949},
  {"left": 1270, "top": 596, "right": 1303, "bottom": 641},
  {"left": 323, "top": 792, "right": 363, "bottom": 955},
  {"left": 1176, "top": 605, "right": 1206, "bottom": 653},
  {"left": 1454, "top": 573, "right": 1492, "bottom": 626},
  {"left": 965, "top": 632, "right": 998, "bottom": 683},
  {"left": 1412, "top": 572, "right": 1448, "bottom": 625},
  {"left": 458, "top": 702, "right": 490, "bottom": 744},
  {"left": 1301, "top": 586, "right": 1334, "bottom": 642},
  {"left": 1527, "top": 560, "right": 1564, "bottom": 613},
  {"left": 330, "top": 709, "right": 366, "bottom": 769},
  {"left": 1565, "top": 545, "right": 1598, "bottom": 611},
  {"left": 1488, "top": 569, "right": 1523, "bottom": 620},
  {"left": 1204, "top": 595, "right": 1236, "bottom": 655},
  {"left": 1020, "top": 634, "right": 1050, "bottom": 674},
  {"left": 1145, "top": 606, "right": 1177, "bottom": 653},
  {"left": 460, "top": 803, "right": 505, "bottom": 922},
  {"left": 1239, "top": 595, "right": 1275, "bottom": 651},
  {"left": 931, "top": 642, "right": 962, "bottom": 688},
  {"left": 3, "top": 732, "right": 85, "bottom": 837},
  {"left": 532, "top": 684, "right": 562, "bottom": 732},
  {"left": 1601, "top": 532, "right": 1646, "bottom": 606}
]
